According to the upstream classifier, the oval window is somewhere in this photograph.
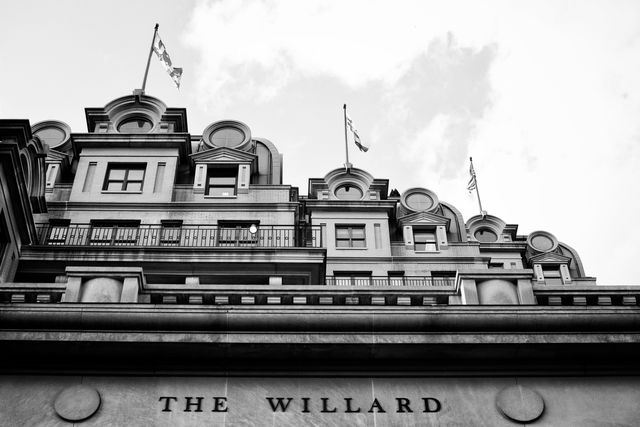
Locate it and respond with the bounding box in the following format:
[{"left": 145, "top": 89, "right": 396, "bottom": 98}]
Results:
[
  {"left": 34, "top": 127, "right": 66, "bottom": 146},
  {"left": 531, "top": 234, "right": 554, "bottom": 252},
  {"left": 474, "top": 228, "right": 498, "bottom": 243},
  {"left": 210, "top": 127, "right": 245, "bottom": 147},
  {"left": 117, "top": 118, "right": 153, "bottom": 133},
  {"left": 406, "top": 192, "right": 434, "bottom": 211},
  {"left": 335, "top": 184, "right": 363, "bottom": 200}
]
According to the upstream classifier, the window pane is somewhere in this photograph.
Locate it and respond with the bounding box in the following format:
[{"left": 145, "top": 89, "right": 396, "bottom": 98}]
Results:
[
  {"left": 108, "top": 169, "right": 126, "bottom": 180},
  {"left": 414, "top": 232, "right": 435, "bottom": 242},
  {"left": 127, "top": 169, "right": 144, "bottom": 181},
  {"left": 208, "top": 187, "right": 235, "bottom": 197},
  {"left": 335, "top": 227, "right": 350, "bottom": 238},
  {"left": 351, "top": 239, "right": 366, "bottom": 248},
  {"left": 125, "top": 182, "right": 142, "bottom": 192},
  {"left": 106, "top": 182, "right": 123, "bottom": 191},
  {"left": 210, "top": 127, "right": 245, "bottom": 147},
  {"left": 335, "top": 185, "right": 363, "bottom": 200},
  {"left": 336, "top": 239, "right": 350, "bottom": 247},
  {"left": 406, "top": 193, "right": 433, "bottom": 211},
  {"left": 350, "top": 227, "right": 365, "bottom": 238},
  {"left": 210, "top": 177, "right": 236, "bottom": 186}
]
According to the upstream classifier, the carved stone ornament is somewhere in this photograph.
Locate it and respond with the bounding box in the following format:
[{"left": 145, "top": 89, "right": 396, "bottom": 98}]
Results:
[
  {"left": 496, "top": 384, "right": 545, "bottom": 423},
  {"left": 54, "top": 385, "right": 101, "bottom": 422}
]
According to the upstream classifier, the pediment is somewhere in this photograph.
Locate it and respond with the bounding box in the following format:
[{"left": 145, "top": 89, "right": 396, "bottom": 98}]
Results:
[
  {"left": 530, "top": 252, "right": 571, "bottom": 265},
  {"left": 46, "top": 148, "right": 71, "bottom": 166},
  {"left": 398, "top": 211, "right": 451, "bottom": 228},
  {"left": 191, "top": 147, "right": 257, "bottom": 165}
]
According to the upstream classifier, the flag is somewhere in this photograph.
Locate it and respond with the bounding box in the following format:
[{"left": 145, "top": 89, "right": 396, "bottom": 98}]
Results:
[
  {"left": 345, "top": 112, "right": 369, "bottom": 152},
  {"left": 467, "top": 161, "right": 477, "bottom": 192},
  {"left": 153, "top": 32, "right": 183, "bottom": 89}
]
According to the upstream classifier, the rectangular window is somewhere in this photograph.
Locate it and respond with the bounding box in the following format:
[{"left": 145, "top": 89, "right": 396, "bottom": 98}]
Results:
[
  {"left": 89, "top": 221, "right": 140, "bottom": 246},
  {"left": 46, "top": 219, "right": 71, "bottom": 245},
  {"left": 217, "top": 221, "right": 258, "bottom": 247},
  {"left": 206, "top": 166, "right": 238, "bottom": 197},
  {"left": 431, "top": 271, "right": 456, "bottom": 285},
  {"left": 335, "top": 225, "right": 366, "bottom": 248},
  {"left": 103, "top": 163, "right": 146, "bottom": 192},
  {"left": 414, "top": 229, "right": 437, "bottom": 251},
  {"left": 333, "top": 271, "right": 372, "bottom": 286},
  {"left": 160, "top": 220, "right": 182, "bottom": 246}
]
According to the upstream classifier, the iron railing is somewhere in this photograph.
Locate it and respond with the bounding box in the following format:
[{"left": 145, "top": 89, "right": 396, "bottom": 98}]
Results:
[
  {"left": 325, "top": 276, "right": 454, "bottom": 287},
  {"left": 36, "top": 224, "right": 323, "bottom": 248}
]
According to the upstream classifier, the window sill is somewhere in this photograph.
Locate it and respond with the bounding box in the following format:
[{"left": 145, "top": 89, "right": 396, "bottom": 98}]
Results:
[
  {"left": 101, "top": 191, "right": 143, "bottom": 194},
  {"left": 204, "top": 195, "right": 237, "bottom": 199},
  {"left": 414, "top": 250, "right": 440, "bottom": 253},
  {"left": 335, "top": 247, "right": 368, "bottom": 250}
]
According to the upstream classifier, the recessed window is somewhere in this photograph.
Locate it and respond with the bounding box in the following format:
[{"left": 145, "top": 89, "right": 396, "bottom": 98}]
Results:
[
  {"left": 333, "top": 271, "right": 372, "bottom": 286},
  {"left": 103, "top": 164, "right": 146, "bottom": 192},
  {"left": 206, "top": 166, "right": 238, "bottom": 197},
  {"left": 335, "top": 184, "right": 363, "bottom": 200},
  {"left": 414, "top": 229, "right": 437, "bottom": 251},
  {"left": 406, "top": 193, "right": 434, "bottom": 211},
  {"left": 474, "top": 228, "right": 498, "bottom": 243},
  {"left": 210, "top": 127, "right": 245, "bottom": 147},
  {"left": 117, "top": 117, "right": 153, "bottom": 133},
  {"left": 89, "top": 221, "right": 141, "bottom": 246},
  {"left": 336, "top": 225, "right": 366, "bottom": 248},
  {"left": 218, "top": 222, "right": 259, "bottom": 246},
  {"left": 46, "top": 219, "right": 70, "bottom": 245},
  {"left": 160, "top": 220, "right": 183, "bottom": 246}
]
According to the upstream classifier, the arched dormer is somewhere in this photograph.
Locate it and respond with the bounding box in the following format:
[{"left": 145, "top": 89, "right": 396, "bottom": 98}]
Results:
[
  {"left": 466, "top": 214, "right": 508, "bottom": 244},
  {"left": 525, "top": 230, "right": 582, "bottom": 284},
  {"left": 85, "top": 94, "right": 187, "bottom": 134},
  {"left": 308, "top": 167, "right": 388, "bottom": 201},
  {"left": 32, "top": 121, "right": 72, "bottom": 190}
]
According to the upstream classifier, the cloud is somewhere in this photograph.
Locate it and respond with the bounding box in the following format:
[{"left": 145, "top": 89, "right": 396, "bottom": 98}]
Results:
[
  {"left": 183, "top": 0, "right": 498, "bottom": 107},
  {"left": 183, "top": 0, "right": 640, "bottom": 283}
]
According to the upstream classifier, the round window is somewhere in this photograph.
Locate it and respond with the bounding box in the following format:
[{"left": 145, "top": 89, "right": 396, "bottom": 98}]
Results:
[
  {"left": 531, "top": 234, "right": 554, "bottom": 252},
  {"left": 34, "top": 127, "right": 65, "bottom": 146},
  {"left": 406, "top": 193, "right": 434, "bottom": 211},
  {"left": 210, "top": 127, "right": 245, "bottom": 147},
  {"left": 117, "top": 118, "right": 153, "bottom": 133},
  {"left": 474, "top": 228, "right": 498, "bottom": 243},
  {"left": 335, "top": 184, "right": 363, "bottom": 200}
]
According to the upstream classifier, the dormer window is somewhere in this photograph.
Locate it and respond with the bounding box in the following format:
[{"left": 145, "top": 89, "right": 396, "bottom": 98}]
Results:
[
  {"left": 334, "top": 184, "right": 363, "bottom": 200},
  {"left": 103, "top": 163, "right": 146, "bottom": 192},
  {"left": 117, "top": 117, "right": 153, "bottom": 134},
  {"left": 206, "top": 165, "right": 238, "bottom": 197},
  {"left": 413, "top": 228, "right": 437, "bottom": 251}
]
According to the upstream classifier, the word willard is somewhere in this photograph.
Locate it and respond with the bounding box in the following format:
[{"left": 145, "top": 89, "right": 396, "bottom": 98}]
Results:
[{"left": 159, "top": 396, "right": 442, "bottom": 414}]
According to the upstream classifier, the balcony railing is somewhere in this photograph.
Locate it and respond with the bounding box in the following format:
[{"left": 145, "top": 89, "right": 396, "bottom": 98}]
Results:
[
  {"left": 36, "top": 224, "right": 323, "bottom": 248},
  {"left": 325, "top": 276, "right": 454, "bottom": 287}
]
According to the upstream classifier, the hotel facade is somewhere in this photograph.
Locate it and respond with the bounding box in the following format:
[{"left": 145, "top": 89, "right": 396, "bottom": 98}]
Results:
[{"left": 0, "top": 93, "right": 638, "bottom": 426}]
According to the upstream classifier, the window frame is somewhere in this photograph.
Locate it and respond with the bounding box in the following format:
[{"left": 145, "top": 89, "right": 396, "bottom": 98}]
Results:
[
  {"left": 333, "top": 271, "right": 372, "bottom": 286},
  {"left": 205, "top": 165, "right": 238, "bottom": 197},
  {"left": 335, "top": 224, "right": 366, "bottom": 248},
  {"left": 103, "top": 163, "right": 146, "bottom": 192},
  {"left": 413, "top": 228, "right": 437, "bottom": 252},
  {"left": 88, "top": 220, "right": 141, "bottom": 246},
  {"left": 217, "top": 221, "right": 259, "bottom": 247}
]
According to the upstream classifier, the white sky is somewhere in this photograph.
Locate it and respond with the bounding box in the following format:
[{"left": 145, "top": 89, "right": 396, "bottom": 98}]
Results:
[{"left": 1, "top": 0, "right": 639, "bottom": 284}]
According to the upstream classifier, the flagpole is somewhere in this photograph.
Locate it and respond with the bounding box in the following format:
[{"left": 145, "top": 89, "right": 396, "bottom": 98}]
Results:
[
  {"left": 470, "top": 157, "right": 485, "bottom": 216},
  {"left": 343, "top": 104, "right": 351, "bottom": 170},
  {"left": 141, "top": 23, "right": 159, "bottom": 94}
]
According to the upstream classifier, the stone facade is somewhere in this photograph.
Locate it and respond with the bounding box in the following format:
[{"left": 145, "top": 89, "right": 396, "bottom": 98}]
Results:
[{"left": 0, "top": 94, "right": 639, "bottom": 425}]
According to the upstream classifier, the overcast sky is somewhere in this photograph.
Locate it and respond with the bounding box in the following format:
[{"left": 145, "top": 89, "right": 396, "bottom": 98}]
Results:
[{"left": 1, "top": 0, "right": 639, "bottom": 284}]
